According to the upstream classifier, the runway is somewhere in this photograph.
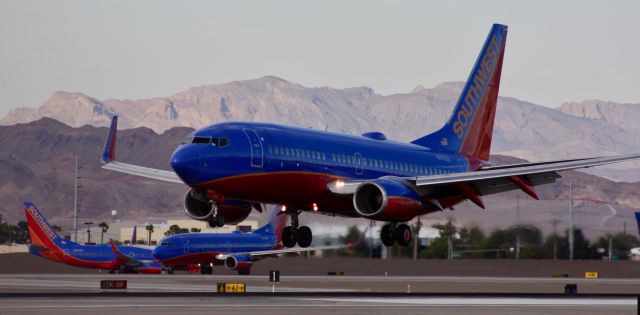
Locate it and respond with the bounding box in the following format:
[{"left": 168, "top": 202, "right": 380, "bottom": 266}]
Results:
[
  {"left": 0, "top": 295, "right": 636, "bottom": 315},
  {"left": 0, "top": 274, "right": 638, "bottom": 314},
  {"left": 1, "top": 273, "right": 640, "bottom": 294}
]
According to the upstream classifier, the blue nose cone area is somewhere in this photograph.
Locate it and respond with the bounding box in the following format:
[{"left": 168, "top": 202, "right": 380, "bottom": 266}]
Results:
[
  {"left": 151, "top": 246, "right": 164, "bottom": 260},
  {"left": 170, "top": 146, "right": 200, "bottom": 184}
]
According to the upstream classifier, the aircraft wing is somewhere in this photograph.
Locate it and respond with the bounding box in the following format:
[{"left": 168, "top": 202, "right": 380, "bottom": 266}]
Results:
[
  {"left": 100, "top": 116, "right": 183, "bottom": 184},
  {"left": 216, "top": 229, "right": 368, "bottom": 259},
  {"left": 329, "top": 154, "right": 640, "bottom": 199},
  {"left": 109, "top": 240, "right": 144, "bottom": 267},
  {"left": 242, "top": 245, "right": 347, "bottom": 258}
]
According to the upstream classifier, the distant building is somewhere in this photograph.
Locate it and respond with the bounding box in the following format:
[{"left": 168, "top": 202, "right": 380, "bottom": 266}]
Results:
[{"left": 0, "top": 244, "right": 28, "bottom": 254}]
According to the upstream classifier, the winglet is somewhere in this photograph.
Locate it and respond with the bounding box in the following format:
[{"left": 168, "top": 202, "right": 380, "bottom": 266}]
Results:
[
  {"left": 101, "top": 116, "right": 118, "bottom": 163},
  {"left": 109, "top": 239, "right": 121, "bottom": 255}
]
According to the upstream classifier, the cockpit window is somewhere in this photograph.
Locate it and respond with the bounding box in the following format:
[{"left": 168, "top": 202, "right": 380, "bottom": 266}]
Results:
[
  {"left": 182, "top": 136, "right": 229, "bottom": 148},
  {"left": 161, "top": 242, "right": 169, "bottom": 246},
  {"left": 192, "top": 136, "right": 211, "bottom": 144},
  {"left": 210, "top": 137, "right": 229, "bottom": 148}
]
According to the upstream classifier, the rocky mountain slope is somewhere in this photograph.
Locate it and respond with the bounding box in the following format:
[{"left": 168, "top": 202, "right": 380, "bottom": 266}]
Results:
[
  {"left": 1, "top": 118, "right": 639, "bottom": 239},
  {"left": 3, "top": 77, "right": 639, "bottom": 181}
]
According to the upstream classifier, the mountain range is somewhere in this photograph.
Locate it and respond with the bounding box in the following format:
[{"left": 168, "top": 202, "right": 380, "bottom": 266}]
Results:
[{"left": 2, "top": 76, "right": 640, "bottom": 181}]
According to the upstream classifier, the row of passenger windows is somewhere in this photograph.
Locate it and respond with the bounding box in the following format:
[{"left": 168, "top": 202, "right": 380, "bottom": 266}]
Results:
[
  {"left": 267, "top": 145, "right": 454, "bottom": 175},
  {"left": 268, "top": 145, "right": 328, "bottom": 161},
  {"left": 189, "top": 242, "right": 264, "bottom": 249}
]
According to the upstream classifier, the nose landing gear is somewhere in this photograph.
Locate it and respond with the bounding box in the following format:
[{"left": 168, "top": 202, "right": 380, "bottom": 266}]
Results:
[
  {"left": 380, "top": 223, "right": 412, "bottom": 247},
  {"left": 281, "top": 209, "right": 312, "bottom": 248}
]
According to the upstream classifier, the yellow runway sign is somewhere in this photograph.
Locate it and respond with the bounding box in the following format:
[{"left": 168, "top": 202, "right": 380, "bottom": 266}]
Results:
[{"left": 217, "top": 282, "right": 246, "bottom": 293}]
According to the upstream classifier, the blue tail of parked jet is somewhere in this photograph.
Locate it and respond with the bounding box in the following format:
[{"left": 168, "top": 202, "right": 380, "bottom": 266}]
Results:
[
  {"left": 411, "top": 24, "right": 508, "bottom": 161},
  {"left": 635, "top": 212, "right": 640, "bottom": 236}
]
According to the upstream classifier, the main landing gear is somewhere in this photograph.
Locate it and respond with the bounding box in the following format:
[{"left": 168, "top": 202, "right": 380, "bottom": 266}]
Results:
[
  {"left": 380, "top": 223, "right": 412, "bottom": 247},
  {"left": 207, "top": 201, "right": 225, "bottom": 228},
  {"left": 281, "top": 209, "right": 312, "bottom": 248},
  {"left": 200, "top": 263, "right": 213, "bottom": 274}
]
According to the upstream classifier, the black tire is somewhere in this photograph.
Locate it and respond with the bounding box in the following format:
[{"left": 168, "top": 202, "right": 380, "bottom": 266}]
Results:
[
  {"left": 381, "top": 224, "right": 395, "bottom": 247},
  {"left": 200, "top": 264, "right": 207, "bottom": 274},
  {"left": 215, "top": 214, "right": 225, "bottom": 227},
  {"left": 282, "top": 226, "right": 296, "bottom": 248},
  {"left": 395, "top": 224, "right": 412, "bottom": 246},
  {"left": 207, "top": 215, "right": 216, "bottom": 228},
  {"left": 238, "top": 268, "right": 251, "bottom": 275},
  {"left": 296, "top": 226, "right": 312, "bottom": 248}
]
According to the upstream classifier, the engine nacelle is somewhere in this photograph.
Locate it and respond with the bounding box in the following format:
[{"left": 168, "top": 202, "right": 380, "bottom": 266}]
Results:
[
  {"left": 183, "top": 189, "right": 253, "bottom": 224},
  {"left": 224, "top": 255, "right": 253, "bottom": 270},
  {"left": 353, "top": 178, "right": 424, "bottom": 221}
]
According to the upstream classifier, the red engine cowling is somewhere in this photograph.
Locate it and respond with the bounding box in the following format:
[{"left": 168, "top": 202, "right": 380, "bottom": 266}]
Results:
[
  {"left": 353, "top": 178, "right": 424, "bottom": 221},
  {"left": 183, "top": 189, "right": 253, "bottom": 224}
]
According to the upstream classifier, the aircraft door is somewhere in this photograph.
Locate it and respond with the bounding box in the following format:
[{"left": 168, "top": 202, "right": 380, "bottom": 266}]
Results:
[
  {"left": 183, "top": 238, "right": 190, "bottom": 254},
  {"left": 354, "top": 153, "right": 363, "bottom": 175},
  {"left": 243, "top": 128, "right": 264, "bottom": 168}
]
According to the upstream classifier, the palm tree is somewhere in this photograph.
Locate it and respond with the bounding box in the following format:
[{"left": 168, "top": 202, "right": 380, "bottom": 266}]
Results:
[
  {"left": 145, "top": 224, "right": 154, "bottom": 246},
  {"left": 98, "top": 222, "right": 109, "bottom": 244}
]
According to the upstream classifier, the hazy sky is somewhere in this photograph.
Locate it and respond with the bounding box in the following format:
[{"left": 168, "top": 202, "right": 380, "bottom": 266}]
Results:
[{"left": 1, "top": 0, "right": 639, "bottom": 116}]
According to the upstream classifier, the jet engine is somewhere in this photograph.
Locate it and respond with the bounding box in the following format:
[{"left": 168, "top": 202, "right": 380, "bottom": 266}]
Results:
[
  {"left": 183, "top": 189, "right": 253, "bottom": 224},
  {"left": 353, "top": 178, "right": 424, "bottom": 221},
  {"left": 224, "top": 255, "right": 253, "bottom": 270}
]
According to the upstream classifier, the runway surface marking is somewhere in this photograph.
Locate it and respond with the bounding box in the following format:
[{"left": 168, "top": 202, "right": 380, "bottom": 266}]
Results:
[
  {"left": 1, "top": 298, "right": 635, "bottom": 309},
  {"left": 303, "top": 297, "right": 637, "bottom": 306}
]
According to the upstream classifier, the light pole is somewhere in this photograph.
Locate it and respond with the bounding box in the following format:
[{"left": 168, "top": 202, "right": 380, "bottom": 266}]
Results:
[
  {"left": 84, "top": 222, "right": 93, "bottom": 243},
  {"left": 73, "top": 154, "right": 82, "bottom": 242},
  {"left": 569, "top": 180, "right": 574, "bottom": 261},
  {"left": 146, "top": 224, "right": 154, "bottom": 246},
  {"left": 516, "top": 193, "right": 520, "bottom": 261}
]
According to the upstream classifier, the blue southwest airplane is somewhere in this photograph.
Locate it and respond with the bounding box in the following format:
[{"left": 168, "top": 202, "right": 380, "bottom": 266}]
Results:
[
  {"left": 100, "top": 24, "right": 640, "bottom": 248},
  {"left": 153, "top": 205, "right": 345, "bottom": 275},
  {"left": 24, "top": 202, "right": 162, "bottom": 274}
]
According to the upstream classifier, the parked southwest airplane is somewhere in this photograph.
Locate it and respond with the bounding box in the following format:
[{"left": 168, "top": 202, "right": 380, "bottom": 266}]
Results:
[
  {"left": 101, "top": 24, "right": 640, "bottom": 248},
  {"left": 24, "top": 202, "right": 162, "bottom": 274},
  {"left": 153, "top": 206, "right": 344, "bottom": 275}
]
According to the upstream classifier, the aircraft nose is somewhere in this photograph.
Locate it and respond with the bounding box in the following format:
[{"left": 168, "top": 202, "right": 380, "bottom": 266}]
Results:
[
  {"left": 151, "top": 246, "right": 166, "bottom": 260},
  {"left": 170, "top": 146, "right": 200, "bottom": 183}
]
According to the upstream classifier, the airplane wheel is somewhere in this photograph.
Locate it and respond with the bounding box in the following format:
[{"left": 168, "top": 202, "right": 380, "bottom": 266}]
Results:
[
  {"left": 282, "top": 226, "right": 296, "bottom": 248},
  {"left": 238, "top": 268, "right": 251, "bottom": 275},
  {"left": 207, "top": 214, "right": 225, "bottom": 227},
  {"left": 296, "top": 226, "right": 312, "bottom": 248},
  {"left": 395, "top": 224, "right": 412, "bottom": 246},
  {"left": 380, "top": 224, "right": 395, "bottom": 247},
  {"left": 215, "top": 214, "right": 225, "bottom": 227}
]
